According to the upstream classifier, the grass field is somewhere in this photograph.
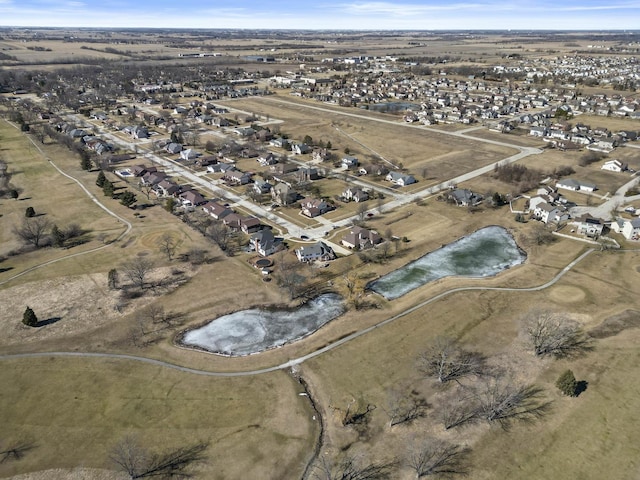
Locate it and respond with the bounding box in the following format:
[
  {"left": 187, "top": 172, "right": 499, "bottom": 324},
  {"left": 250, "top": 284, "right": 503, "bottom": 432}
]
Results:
[{"left": 0, "top": 357, "right": 318, "bottom": 480}]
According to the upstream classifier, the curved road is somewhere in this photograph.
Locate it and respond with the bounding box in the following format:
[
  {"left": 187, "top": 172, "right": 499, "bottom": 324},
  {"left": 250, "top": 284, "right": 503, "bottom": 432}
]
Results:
[
  {"left": 0, "top": 248, "right": 594, "bottom": 376},
  {"left": 0, "top": 124, "right": 133, "bottom": 287}
]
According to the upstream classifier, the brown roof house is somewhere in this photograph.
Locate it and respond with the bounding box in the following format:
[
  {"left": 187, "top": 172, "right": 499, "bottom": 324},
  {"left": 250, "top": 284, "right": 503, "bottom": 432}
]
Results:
[{"left": 341, "top": 226, "right": 383, "bottom": 250}]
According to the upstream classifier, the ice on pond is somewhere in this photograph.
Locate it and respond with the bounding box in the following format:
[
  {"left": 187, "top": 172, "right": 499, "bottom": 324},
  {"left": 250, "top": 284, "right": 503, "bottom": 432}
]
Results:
[
  {"left": 182, "top": 293, "right": 345, "bottom": 356},
  {"left": 369, "top": 226, "right": 526, "bottom": 300}
]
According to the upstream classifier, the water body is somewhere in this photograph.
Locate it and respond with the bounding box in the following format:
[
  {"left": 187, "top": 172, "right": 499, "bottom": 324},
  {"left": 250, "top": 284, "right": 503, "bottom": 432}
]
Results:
[
  {"left": 182, "top": 293, "right": 345, "bottom": 356},
  {"left": 369, "top": 226, "right": 526, "bottom": 300}
]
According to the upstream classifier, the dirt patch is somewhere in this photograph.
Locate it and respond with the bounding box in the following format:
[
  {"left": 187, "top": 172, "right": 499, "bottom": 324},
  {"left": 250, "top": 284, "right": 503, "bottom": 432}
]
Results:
[{"left": 589, "top": 309, "right": 640, "bottom": 339}]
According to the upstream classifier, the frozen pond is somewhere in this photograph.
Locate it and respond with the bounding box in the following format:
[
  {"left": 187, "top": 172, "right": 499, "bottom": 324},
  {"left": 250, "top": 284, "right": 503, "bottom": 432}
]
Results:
[
  {"left": 182, "top": 293, "right": 345, "bottom": 356},
  {"left": 369, "top": 226, "right": 526, "bottom": 300}
]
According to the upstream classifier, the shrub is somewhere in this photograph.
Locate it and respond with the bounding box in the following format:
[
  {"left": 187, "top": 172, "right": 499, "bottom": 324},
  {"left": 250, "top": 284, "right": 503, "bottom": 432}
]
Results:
[
  {"left": 556, "top": 369, "right": 578, "bottom": 397},
  {"left": 25, "top": 207, "right": 35, "bottom": 218}
]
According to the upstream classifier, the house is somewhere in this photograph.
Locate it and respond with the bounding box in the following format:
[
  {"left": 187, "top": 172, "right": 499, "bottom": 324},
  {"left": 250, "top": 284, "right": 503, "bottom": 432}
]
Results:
[
  {"left": 269, "top": 137, "right": 290, "bottom": 149},
  {"left": 131, "top": 165, "right": 156, "bottom": 177},
  {"left": 165, "top": 142, "right": 183, "bottom": 154},
  {"left": 178, "top": 189, "right": 206, "bottom": 207},
  {"left": 240, "top": 216, "right": 262, "bottom": 234},
  {"left": 601, "top": 159, "right": 628, "bottom": 173},
  {"left": 447, "top": 188, "right": 483, "bottom": 207},
  {"left": 271, "top": 183, "right": 298, "bottom": 205},
  {"left": 343, "top": 187, "right": 369, "bottom": 203},
  {"left": 298, "top": 167, "right": 320, "bottom": 181},
  {"left": 295, "top": 241, "right": 335, "bottom": 263},
  {"left": 291, "top": 143, "right": 311, "bottom": 155},
  {"left": 250, "top": 228, "right": 281, "bottom": 256},
  {"left": 141, "top": 171, "right": 167, "bottom": 186},
  {"left": 556, "top": 178, "right": 597, "bottom": 192},
  {"left": 180, "top": 149, "right": 200, "bottom": 161},
  {"left": 207, "top": 163, "right": 236, "bottom": 174},
  {"left": 341, "top": 156, "right": 359, "bottom": 169},
  {"left": 571, "top": 214, "right": 604, "bottom": 238},
  {"left": 622, "top": 218, "right": 640, "bottom": 240},
  {"left": 258, "top": 153, "right": 278, "bottom": 166},
  {"left": 224, "top": 170, "right": 252, "bottom": 185},
  {"left": 202, "top": 201, "right": 232, "bottom": 220},
  {"left": 253, "top": 178, "right": 273, "bottom": 194},
  {"left": 154, "top": 179, "right": 181, "bottom": 197},
  {"left": 300, "top": 198, "right": 332, "bottom": 218},
  {"left": 233, "top": 127, "right": 256, "bottom": 137},
  {"left": 386, "top": 171, "right": 416, "bottom": 187},
  {"left": 271, "top": 163, "right": 299, "bottom": 176},
  {"left": 341, "top": 226, "right": 383, "bottom": 250},
  {"left": 222, "top": 213, "right": 243, "bottom": 230},
  {"left": 533, "top": 202, "right": 568, "bottom": 224}
]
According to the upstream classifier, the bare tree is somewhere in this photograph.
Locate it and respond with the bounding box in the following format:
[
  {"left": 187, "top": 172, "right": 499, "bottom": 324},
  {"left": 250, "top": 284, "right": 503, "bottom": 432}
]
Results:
[
  {"left": 274, "top": 252, "right": 306, "bottom": 299},
  {"left": 13, "top": 217, "right": 51, "bottom": 248},
  {"left": 406, "top": 438, "right": 470, "bottom": 478},
  {"left": 207, "top": 222, "right": 233, "bottom": 253},
  {"left": 1, "top": 438, "right": 36, "bottom": 463},
  {"left": 522, "top": 309, "right": 592, "bottom": 358},
  {"left": 356, "top": 203, "right": 368, "bottom": 223},
  {"left": 122, "top": 257, "right": 154, "bottom": 290},
  {"left": 475, "top": 379, "right": 552, "bottom": 429},
  {"left": 312, "top": 453, "right": 395, "bottom": 480},
  {"left": 342, "top": 398, "right": 376, "bottom": 427},
  {"left": 417, "top": 337, "right": 487, "bottom": 384},
  {"left": 437, "top": 390, "right": 479, "bottom": 430},
  {"left": 110, "top": 435, "right": 209, "bottom": 479},
  {"left": 384, "top": 387, "right": 429, "bottom": 427},
  {"left": 157, "top": 233, "right": 178, "bottom": 261}
]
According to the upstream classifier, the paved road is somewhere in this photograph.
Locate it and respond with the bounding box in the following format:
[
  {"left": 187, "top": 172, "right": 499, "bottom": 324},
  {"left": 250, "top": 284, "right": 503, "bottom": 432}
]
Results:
[
  {"left": 0, "top": 122, "right": 133, "bottom": 287},
  {"left": 0, "top": 248, "right": 595, "bottom": 376},
  {"left": 570, "top": 173, "right": 640, "bottom": 220}
]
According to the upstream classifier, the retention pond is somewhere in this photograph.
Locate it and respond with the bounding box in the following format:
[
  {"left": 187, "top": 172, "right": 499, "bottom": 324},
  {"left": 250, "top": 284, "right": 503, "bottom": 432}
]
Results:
[
  {"left": 181, "top": 293, "right": 345, "bottom": 356},
  {"left": 368, "top": 226, "right": 526, "bottom": 300}
]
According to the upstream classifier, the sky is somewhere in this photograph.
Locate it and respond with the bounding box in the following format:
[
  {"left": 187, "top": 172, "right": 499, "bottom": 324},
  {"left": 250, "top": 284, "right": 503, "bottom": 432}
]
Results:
[{"left": 1, "top": 0, "right": 640, "bottom": 30}]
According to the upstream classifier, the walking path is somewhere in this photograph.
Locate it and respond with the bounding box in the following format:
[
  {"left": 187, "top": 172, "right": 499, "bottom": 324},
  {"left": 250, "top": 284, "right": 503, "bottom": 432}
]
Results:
[
  {"left": 0, "top": 121, "right": 132, "bottom": 287},
  {"left": 0, "top": 248, "right": 595, "bottom": 376}
]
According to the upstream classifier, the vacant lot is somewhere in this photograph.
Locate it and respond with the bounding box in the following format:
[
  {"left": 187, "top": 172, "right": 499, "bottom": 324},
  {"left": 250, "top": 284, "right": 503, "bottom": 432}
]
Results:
[{"left": 218, "top": 95, "right": 517, "bottom": 182}]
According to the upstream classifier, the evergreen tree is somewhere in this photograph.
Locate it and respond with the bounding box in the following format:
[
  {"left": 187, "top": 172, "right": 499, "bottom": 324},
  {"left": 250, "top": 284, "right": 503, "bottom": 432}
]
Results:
[
  {"left": 103, "top": 180, "right": 114, "bottom": 197},
  {"left": 120, "top": 191, "right": 137, "bottom": 208},
  {"left": 165, "top": 197, "right": 176, "bottom": 213},
  {"left": 326, "top": 141, "right": 332, "bottom": 149},
  {"left": 556, "top": 369, "right": 578, "bottom": 397},
  {"left": 96, "top": 170, "right": 106, "bottom": 188},
  {"left": 25, "top": 206, "right": 35, "bottom": 218},
  {"left": 80, "top": 154, "right": 92, "bottom": 171},
  {"left": 22, "top": 306, "right": 38, "bottom": 327}
]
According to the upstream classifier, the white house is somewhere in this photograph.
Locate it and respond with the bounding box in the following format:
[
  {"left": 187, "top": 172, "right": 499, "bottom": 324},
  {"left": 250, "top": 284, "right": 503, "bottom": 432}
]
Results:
[
  {"left": 622, "top": 218, "right": 640, "bottom": 240},
  {"left": 533, "top": 202, "right": 568, "bottom": 224},
  {"left": 386, "top": 171, "right": 416, "bottom": 187},
  {"left": 601, "top": 159, "right": 628, "bottom": 173},
  {"left": 571, "top": 214, "right": 604, "bottom": 238},
  {"left": 295, "top": 242, "right": 335, "bottom": 263},
  {"left": 556, "top": 178, "right": 597, "bottom": 192}
]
